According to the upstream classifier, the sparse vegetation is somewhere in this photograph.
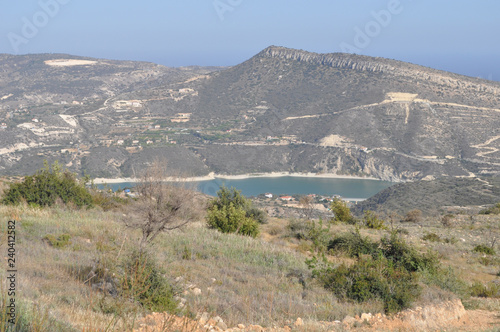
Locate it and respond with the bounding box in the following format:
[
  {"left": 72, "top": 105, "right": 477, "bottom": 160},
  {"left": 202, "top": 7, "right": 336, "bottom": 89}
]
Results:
[
  {"left": 479, "top": 203, "right": 500, "bottom": 215},
  {"left": 43, "top": 233, "right": 72, "bottom": 248}
]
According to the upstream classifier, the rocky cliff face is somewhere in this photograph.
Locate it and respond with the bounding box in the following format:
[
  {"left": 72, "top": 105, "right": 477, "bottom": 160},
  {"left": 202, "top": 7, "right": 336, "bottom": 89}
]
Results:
[{"left": 259, "top": 46, "right": 500, "bottom": 97}]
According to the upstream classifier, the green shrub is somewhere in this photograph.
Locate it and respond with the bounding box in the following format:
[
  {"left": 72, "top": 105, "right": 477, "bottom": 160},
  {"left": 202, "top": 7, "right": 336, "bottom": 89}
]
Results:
[
  {"left": 363, "top": 210, "right": 386, "bottom": 229},
  {"left": 422, "top": 232, "right": 442, "bottom": 242},
  {"left": 207, "top": 187, "right": 260, "bottom": 237},
  {"left": 207, "top": 202, "right": 259, "bottom": 238},
  {"left": 469, "top": 282, "right": 500, "bottom": 298},
  {"left": 307, "top": 218, "right": 331, "bottom": 253},
  {"left": 246, "top": 206, "right": 268, "bottom": 224},
  {"left": 327, "top": 230, "right": 377, "bottom": 257},
  {"left": 121, "top": 250, "right": 177, "bottom": 313},
  {"left": 311, "top": 232, "right": 441, "bottom": 314},
  {"left": 2, "top": 161, "right": 93, "bottom": 208},
  {"left": 43, "top": 234, "right": 72, "bottom": 248},
  {"left": 379, "top": 233, "right": 439, "bottom": 273},
  {"left": 473, "top": 245, "right": 496, "bottom": 256},
  {"left": 308, "top": 256, "right": 420, "bottom": 314},
  {"left": 330, "top": 198, "right": 355, "bottom": 224}
]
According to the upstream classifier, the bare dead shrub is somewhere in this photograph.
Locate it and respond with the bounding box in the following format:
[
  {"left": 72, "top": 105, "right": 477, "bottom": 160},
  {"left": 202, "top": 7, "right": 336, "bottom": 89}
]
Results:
[
  {"left": 402, "top": 209, "right": 423, "bottom": 223},
  {"left": 299, "top": 195, "right": 314, "bottom": 220},
  {"left": 122, "top": 159, "right": 203, "bottom": 249}
]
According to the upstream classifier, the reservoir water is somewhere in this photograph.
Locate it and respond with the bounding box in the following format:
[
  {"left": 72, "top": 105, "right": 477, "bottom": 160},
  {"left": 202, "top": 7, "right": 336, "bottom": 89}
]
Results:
[{"left": 101, "top": 176, "right": 395, "bottom": 200}]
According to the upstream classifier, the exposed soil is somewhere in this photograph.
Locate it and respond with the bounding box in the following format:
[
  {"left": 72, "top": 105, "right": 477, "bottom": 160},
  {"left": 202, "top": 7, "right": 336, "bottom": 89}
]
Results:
[{"left": 134, "top": 299, "right": 500, "bottom": 332}]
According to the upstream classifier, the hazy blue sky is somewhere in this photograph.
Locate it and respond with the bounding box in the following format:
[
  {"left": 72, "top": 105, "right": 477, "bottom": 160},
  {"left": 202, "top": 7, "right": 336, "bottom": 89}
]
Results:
[{"left": 1, "top": 0, "right": 499, "bottom": 80}]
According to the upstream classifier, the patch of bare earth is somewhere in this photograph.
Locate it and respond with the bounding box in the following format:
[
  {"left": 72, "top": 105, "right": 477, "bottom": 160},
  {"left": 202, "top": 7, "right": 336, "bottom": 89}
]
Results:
[{"left": 134, "top": 299, "right": 499, "bottom": 331}]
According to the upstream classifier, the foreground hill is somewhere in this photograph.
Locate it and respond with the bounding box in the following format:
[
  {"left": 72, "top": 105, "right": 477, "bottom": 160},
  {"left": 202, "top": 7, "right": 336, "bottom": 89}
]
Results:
[
  {"left": 2, "top": 200, "right": 498, "bottom": 331},
  {"left": 1, "top": 47, "right": 500, "bottom": 180},
  {"left": 353, "top": 177, "right": 500, "bottom": 215}
]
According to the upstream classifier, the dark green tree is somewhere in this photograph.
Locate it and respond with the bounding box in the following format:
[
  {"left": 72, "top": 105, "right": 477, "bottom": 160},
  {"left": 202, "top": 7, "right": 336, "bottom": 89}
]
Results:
[{"left": 207, "top": 186, "right": 260, "bottom": 237}]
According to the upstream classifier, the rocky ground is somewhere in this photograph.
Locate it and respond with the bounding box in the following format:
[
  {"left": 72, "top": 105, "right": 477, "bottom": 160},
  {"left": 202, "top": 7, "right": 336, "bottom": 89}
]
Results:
[{"left": 133, "top": 299, "right": 499, "bottom": 331}]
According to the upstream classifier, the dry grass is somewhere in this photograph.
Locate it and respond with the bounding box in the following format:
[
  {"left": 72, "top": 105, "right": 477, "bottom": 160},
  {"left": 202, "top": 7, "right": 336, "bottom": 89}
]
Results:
[
  {"left": 0, "top": 205, "right": 382, "bottom": 331},
  {"left": 0, "top": 201, "right": 499, "bottom": 331}
]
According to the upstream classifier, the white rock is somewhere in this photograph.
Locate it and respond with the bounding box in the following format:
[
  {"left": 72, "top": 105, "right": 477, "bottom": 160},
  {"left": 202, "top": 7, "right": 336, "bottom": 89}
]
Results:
[
  {"left": 361, "top": 313, "right": 372, "bottom": 321},
  {"left": 198, "top": 312, "right": 210, "bottom": 324}
]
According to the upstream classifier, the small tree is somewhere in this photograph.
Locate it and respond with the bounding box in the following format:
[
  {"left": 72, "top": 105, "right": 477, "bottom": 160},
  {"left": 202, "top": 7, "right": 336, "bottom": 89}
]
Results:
[
  {"left": 330, "top": 198, "right": 354, "bottom": 224},
  {"left": 207, "top": 186, "right": 260, "bottom": 237},
  {"left": 363, "top": 210, "right": 385, "bottom": 230},
  {"left": 299, "top": 195, "right": 314, "bottom": 220},
  {"left": 123, "top": 160, "right": 202, "bottom": 249}
]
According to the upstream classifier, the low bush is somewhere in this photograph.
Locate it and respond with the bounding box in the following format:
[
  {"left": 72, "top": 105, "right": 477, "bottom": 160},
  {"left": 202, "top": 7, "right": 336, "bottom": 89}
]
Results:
[
  {"left": 327, "top": 230, "right": 377, "bottom": 257},
  {"left": 308, "top": 255, "right": 420, "bottom": 314},
  {"left": 90, "top": 189, "right": 127, "bottom": 211},
  {"left": 469, "top": 282, "right": 500, "bottom": 298},
  {"left": 441, "top": 214, "right": 454, "bottom": 227},
  {"left": 313, "top": 233, "right": 440, "bottom": 314},
  {"left": 120, "top": 250, "right": 178, "bottom": 313},
  {"left": 43, "top": 234, "right": 72, "bottom": 248},
  {"left": 473, "top": 244, "right": 496, "bottom": 255},
  {"left": 477, "top": 256, "right": 500, "bottom": 267},
  {"left": 402, "top": 209, "right": 423, "bottom": 223},
  {"left": 363, "top": 210, "right": 386, "bottom": 229},
  {"left": 287, "top": 218, "right": 311, "bottom": 240},
  {"left": 422, "top": 232, "right": 442, "bottom": 242},
  {"left": 2, "top": 161, "right": 93, "bottom": 208}
]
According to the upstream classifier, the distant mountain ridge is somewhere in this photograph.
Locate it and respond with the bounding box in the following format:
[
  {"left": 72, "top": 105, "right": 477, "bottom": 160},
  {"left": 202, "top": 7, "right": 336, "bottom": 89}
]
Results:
[
  {"left": 259, "top": 46, "right": 500, "bottom": 95},
  {"left": 0, "top": 46, "right": 499, "bottom": 182}
]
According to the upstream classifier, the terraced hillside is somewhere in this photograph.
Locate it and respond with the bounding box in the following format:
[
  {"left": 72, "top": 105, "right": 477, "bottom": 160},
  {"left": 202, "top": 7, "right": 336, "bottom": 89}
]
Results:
[{"left": 1, "top": 47, "right": 499, "bottom": 180}]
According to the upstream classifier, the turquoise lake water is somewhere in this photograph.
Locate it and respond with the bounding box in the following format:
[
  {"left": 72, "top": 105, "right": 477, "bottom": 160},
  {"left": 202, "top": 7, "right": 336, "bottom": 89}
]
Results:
[{"left": 100, "top": 176, "right": 395, "bottom": 200}]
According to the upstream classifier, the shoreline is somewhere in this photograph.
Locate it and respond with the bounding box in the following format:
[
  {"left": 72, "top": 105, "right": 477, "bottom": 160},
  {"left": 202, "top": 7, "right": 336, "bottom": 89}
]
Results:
[{"left": 92, "top": 172, "right": 385, "bottom": 184}]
